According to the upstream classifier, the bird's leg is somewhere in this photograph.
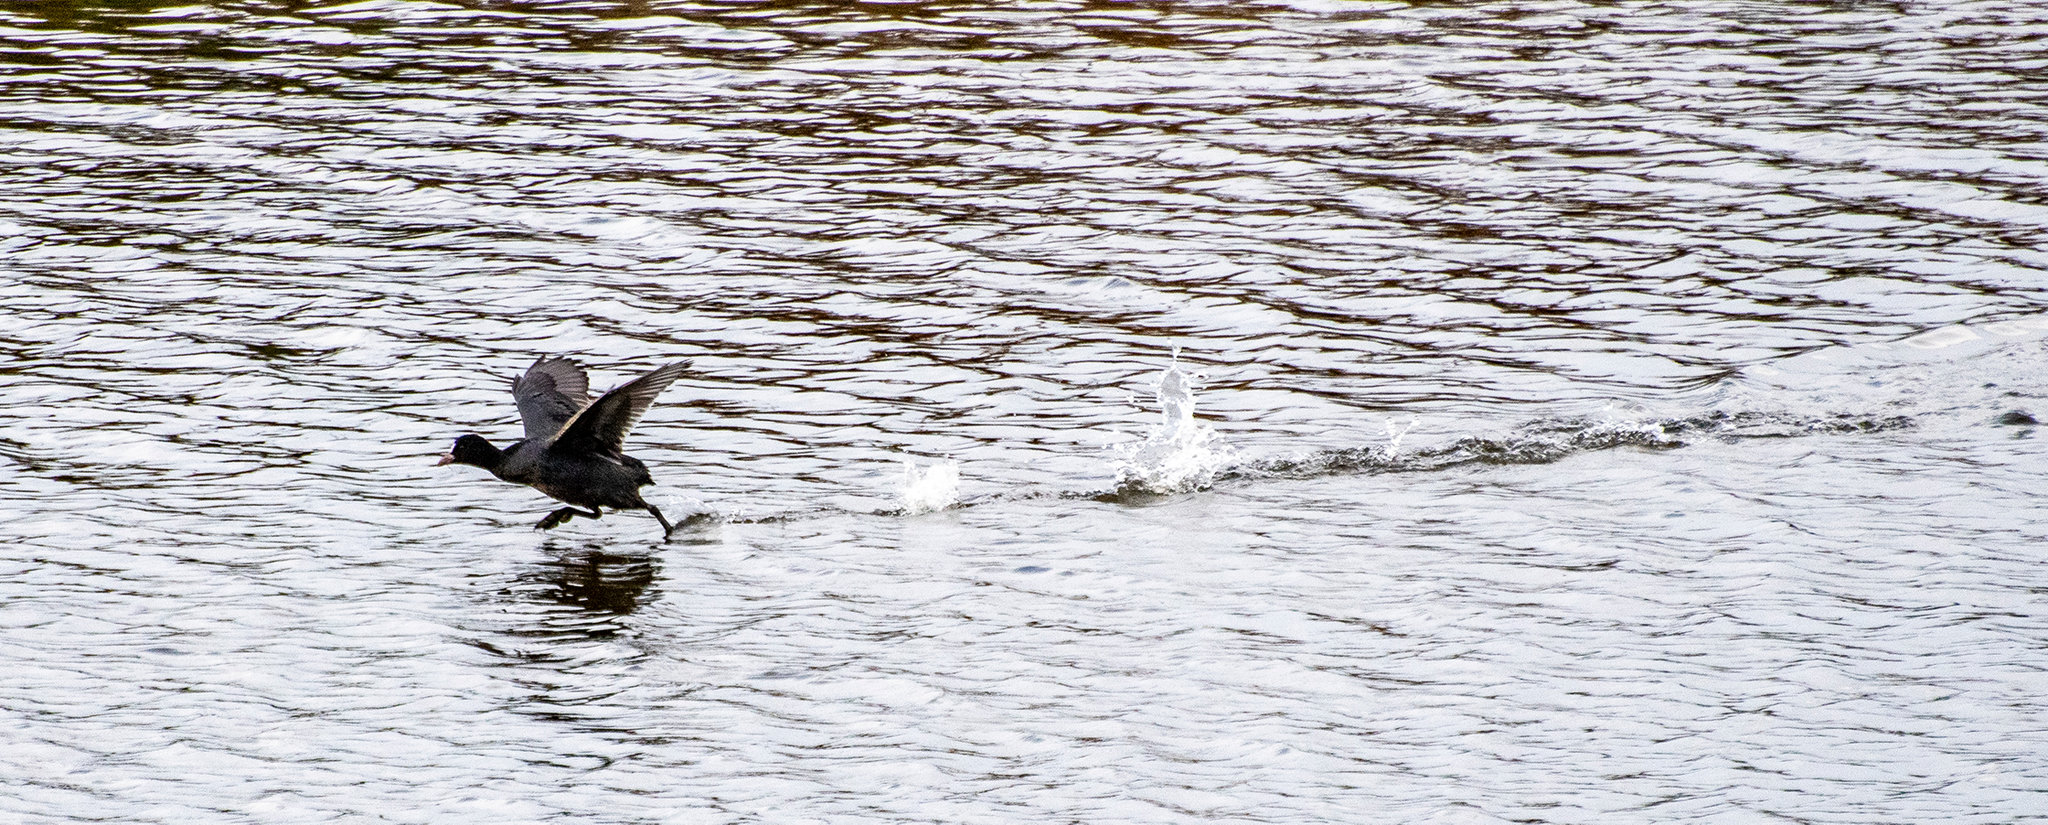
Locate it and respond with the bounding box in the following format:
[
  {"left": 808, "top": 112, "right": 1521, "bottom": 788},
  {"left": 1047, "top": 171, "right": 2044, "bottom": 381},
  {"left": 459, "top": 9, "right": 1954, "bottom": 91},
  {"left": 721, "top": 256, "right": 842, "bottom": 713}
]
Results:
[
  {"left": 535, "top": 506, "right": 603, "bottom": 530},
  {"left": 646, "top": 503, "right": 675, "bottom": 540},
  {"left": 536, "top": 508, "right": 575, "bottom": 530}
]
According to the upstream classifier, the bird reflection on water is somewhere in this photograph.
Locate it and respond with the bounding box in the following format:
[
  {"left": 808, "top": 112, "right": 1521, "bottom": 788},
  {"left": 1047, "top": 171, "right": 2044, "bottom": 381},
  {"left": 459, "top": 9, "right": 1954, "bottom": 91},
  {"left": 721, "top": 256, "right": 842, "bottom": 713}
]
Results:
[
  {"left": 490, "top": 512, "right": 720, "bottom": 649},
  {"left": 473, "top": 542, "right": 666, "bottom": 667},
  {"left": 526, "top": 543, "right": 663, "bottom": 619}
]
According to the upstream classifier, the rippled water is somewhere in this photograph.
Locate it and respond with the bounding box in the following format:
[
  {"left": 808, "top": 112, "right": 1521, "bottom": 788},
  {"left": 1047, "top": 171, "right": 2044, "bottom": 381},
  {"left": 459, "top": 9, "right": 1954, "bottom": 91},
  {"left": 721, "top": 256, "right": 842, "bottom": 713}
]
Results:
[{"left": 6, "top": 1, "right": 2048, "bottom": 822}]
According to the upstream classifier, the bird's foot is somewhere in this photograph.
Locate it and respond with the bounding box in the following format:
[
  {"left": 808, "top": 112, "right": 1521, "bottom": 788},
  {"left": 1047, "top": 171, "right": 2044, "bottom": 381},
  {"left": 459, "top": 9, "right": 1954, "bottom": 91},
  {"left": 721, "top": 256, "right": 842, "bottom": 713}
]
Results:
[
  {"left": 535, "top": 506, "right": 602, "bottom": 530},
  {"left": 647, "top": 503, "right": 675, "bottom": 542}
]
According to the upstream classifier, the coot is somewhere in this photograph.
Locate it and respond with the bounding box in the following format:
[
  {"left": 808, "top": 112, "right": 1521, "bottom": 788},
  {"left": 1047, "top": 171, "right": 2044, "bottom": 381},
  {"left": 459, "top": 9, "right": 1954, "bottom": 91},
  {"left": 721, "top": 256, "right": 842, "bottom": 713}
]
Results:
[{"left": 439, "top": 356, "right": 689, "bottom": 539}]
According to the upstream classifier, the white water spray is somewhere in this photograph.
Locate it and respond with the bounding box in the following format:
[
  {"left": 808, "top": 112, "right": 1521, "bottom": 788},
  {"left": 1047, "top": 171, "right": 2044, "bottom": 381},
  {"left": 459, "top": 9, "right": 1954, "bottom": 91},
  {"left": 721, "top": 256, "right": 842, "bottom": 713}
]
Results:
[
  {"left": 1111, "top": 361, "right": 1236, "bottom": 494},
  {"left": 899, "top": 458, "right": 960, "bottom": 514},
  {"left": 1382, "top": 416, "right": 1417, "bottom": 455}
]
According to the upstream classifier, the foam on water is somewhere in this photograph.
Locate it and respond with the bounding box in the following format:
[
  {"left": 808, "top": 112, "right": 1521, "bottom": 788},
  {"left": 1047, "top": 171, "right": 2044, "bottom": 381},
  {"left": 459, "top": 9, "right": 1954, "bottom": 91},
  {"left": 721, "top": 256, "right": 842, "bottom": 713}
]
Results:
[
  {"left": 898, "top": 458, "right": 960, "bottom": 515},
  {"left": 1110, "top": 362, "right": 1236, "bottom": 495}
]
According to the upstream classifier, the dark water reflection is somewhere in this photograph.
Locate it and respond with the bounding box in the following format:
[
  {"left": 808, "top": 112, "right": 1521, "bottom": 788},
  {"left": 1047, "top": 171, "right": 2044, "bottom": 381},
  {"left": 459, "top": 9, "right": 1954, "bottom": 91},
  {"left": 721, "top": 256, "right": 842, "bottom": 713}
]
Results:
[
  {"left": 6, "top": 0, "right": 2048, "bottom": 822},
  {"left": 517, "top": 543, "right": 662, "bottom": 619}
]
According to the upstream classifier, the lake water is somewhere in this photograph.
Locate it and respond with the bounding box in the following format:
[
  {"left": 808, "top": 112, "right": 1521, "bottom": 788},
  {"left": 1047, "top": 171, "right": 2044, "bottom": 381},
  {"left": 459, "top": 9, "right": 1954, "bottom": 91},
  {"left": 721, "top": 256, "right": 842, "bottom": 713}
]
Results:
[{"left": 4, "top": 1, "right": 2048, "bottom": 822}]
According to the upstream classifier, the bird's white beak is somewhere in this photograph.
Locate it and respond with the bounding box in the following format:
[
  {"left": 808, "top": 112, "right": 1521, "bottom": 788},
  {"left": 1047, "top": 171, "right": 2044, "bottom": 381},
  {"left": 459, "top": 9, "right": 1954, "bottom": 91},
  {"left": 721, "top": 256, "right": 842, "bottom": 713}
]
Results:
[{"left": 436, "top": 452, "right": 455, "bottom": 466}]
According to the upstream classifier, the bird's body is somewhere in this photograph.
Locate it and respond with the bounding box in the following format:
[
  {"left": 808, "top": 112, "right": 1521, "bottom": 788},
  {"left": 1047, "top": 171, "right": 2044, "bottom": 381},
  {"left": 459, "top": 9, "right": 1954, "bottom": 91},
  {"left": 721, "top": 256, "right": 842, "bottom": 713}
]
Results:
[{"left": 440, "top": 357, "right": 689, "bottom": 539}]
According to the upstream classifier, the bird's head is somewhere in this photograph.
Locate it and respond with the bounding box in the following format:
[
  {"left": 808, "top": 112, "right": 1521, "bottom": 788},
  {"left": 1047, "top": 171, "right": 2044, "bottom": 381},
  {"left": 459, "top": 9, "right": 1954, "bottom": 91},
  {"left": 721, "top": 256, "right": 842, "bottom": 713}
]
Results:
[{"left": 437, "top": 434, "right": 501, "bottom": 468}]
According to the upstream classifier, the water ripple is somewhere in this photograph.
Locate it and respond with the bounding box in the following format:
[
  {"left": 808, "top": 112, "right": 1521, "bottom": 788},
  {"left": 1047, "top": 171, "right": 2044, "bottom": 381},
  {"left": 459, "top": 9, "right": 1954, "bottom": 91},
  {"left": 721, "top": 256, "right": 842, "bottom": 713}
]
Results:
[{"left": 5, "top": 2, "right": 2048, "bottom": 822}]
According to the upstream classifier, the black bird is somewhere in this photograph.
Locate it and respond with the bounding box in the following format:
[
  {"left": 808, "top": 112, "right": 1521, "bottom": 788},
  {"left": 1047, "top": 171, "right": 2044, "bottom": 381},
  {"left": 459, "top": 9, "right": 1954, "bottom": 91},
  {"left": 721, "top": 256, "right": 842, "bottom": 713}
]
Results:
[{"left": 439, "top": 356, "right": 689, "bottom": 539}]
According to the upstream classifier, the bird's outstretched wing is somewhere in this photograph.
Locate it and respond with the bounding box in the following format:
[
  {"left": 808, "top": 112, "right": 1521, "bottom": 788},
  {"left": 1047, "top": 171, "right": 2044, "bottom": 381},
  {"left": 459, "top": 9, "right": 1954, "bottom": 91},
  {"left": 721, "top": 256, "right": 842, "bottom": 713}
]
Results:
[
  {"left": 512, "top": 356, "right": 592, "bottom": 441},
  {"left": 547, "top": 360, "right": 690, "bottom": 454}
]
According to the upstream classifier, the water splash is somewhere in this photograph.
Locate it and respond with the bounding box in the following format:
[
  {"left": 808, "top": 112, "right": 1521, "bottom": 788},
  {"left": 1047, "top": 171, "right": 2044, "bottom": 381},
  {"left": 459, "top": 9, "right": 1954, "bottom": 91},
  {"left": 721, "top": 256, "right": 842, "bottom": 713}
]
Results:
[
  {"left": 899, "top": 458, "right": 960, "bottom": 515},
  {"left": 1382, "top": 416, "right": 1418, "bottom": 455},
  {"left": 1110, "top": 362, "right": 1236, "bottom": 495}
]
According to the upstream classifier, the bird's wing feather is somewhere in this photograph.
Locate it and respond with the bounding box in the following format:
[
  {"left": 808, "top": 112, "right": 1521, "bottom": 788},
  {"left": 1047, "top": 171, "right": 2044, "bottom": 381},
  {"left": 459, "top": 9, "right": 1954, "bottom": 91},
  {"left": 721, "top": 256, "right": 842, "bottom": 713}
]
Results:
[
  {"left": 512, "top": 356, "right": 592, "bottom": 440},
  {"left": 546, "top": 360, "right": 690, "bottom": 454}
]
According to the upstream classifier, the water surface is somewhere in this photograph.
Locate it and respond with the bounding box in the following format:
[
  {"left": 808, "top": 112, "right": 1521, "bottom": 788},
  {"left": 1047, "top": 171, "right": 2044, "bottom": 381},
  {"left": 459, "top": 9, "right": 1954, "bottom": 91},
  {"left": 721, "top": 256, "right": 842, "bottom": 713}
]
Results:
[{"left": 5, "top": 1, "right": 2048, "bottom": 822}]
